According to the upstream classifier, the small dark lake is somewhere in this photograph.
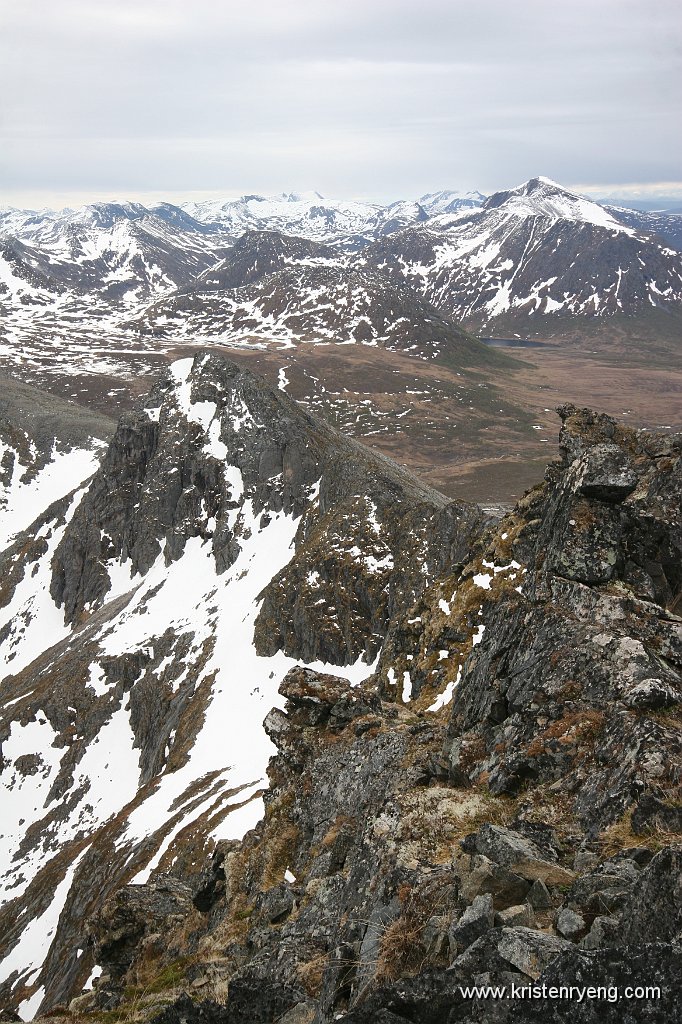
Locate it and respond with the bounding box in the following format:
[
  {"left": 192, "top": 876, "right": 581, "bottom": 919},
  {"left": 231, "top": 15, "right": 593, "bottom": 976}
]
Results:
[{"left": 479, "top": 338, "right": 548, "bottom": 348}]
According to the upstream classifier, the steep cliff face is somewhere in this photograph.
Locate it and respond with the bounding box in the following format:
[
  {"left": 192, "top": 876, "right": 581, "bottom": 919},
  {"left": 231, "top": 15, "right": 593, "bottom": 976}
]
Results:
[
  {"left": 0, "top": 356, "right": 484, "bottom": 1018},
  {"left": 50, "top": 353, "right": 484, "bottom": 657},
  {"left": 0, "top": 375, "right": 113, "bottom": 553},
  {"left": 48, "top": 406, "right": 680, "bottom": 1024}
]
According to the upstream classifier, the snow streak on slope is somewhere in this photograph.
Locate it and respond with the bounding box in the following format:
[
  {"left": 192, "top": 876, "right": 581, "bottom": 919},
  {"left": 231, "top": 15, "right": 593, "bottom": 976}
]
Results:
[
  {"left": 0, "top": 486, "right": 91, "bottom": 679},
  {"left": 0, "top": 438, "right": 104, "bottom": 550},
  {"left": 0, "top": 359, "right": 377, "bottom": 1013}
]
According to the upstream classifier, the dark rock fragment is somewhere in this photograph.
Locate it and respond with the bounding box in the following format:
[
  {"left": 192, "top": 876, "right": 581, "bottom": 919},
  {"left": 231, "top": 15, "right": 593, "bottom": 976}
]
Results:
[
  {"left": 527, "top": 879, "right": 554, "bottom": 910},
  {"left": 579, "top": 915, "right": 620, "bottom": 950},
  {"left": 631, "top": 794, "right": 682, "bottom": 834},
  {"left": 448, "top": 893, "right": 494, "bottom": 952},
  {"left": 576, "top": 443, "right": 638, "bottom": 502},
  {"left": 507, "top": 943, "right": 682, "bottom": 1023},
  {"left": 454, "top": 853, "right": 532, "bottom": 908}
]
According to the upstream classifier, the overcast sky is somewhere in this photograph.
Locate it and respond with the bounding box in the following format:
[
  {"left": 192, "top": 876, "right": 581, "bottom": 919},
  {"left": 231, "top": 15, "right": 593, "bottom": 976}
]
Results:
[{"left": 1, "top": 0, "right": 680, "bottom": 209}]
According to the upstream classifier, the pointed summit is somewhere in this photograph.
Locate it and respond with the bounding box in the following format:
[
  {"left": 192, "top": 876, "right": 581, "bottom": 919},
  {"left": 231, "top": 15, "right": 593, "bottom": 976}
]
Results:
[{"left": 484, "top": 176, "right": 621, "bottom": 228}]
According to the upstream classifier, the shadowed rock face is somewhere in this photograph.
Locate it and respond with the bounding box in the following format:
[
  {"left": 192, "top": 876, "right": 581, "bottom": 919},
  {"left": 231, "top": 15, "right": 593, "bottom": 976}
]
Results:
[{"left": 44, "top": 404, "right": 680, "bottom": 1024}]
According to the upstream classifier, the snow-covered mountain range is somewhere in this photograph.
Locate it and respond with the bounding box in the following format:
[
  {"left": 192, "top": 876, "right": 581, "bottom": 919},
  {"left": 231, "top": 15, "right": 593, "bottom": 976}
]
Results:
[
  {"left": 0, "top": 175, "right": 680, "bottom": 467},
  {"left": 1, "top": 177, "right": 680, "bottom": 333}
]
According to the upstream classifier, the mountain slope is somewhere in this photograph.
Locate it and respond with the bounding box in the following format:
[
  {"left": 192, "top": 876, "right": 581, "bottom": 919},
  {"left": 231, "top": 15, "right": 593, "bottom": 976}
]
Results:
[
  {"left": 605, "top": 204, "right": 682, "bottom": 252},
  {"left": 1, "top": 204, "right": 221, "bottom": 305},
  {"left": 0, "top": 357, "right": 485, "bottom": 1016},
  {"left": 0, "top": 375, "right": 114, "bottom": 550},
  {"left": 0, "top": 238, "right": 66, "bottom": 304},
  {"left": 195, "top": 230, "right": 339, "bottom": 290},
  {"left": 130, "top": 262, "right": 508, "bottom": 367},
  {"left": 363, "top": 177, "right": 682, "bottom": 325}
]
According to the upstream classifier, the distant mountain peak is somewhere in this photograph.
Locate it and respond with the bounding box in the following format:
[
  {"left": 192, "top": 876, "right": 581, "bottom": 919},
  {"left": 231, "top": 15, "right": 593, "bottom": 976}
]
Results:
[
  {"left": 279, "top": 190, "right": 326, "bottom": 203},
  {"left": 483, "top": 176, "right": 627, "bottom": 230},
  {"left": 418, "top": 189, "right": 487, "bottom": 216},
  {"left": 530, "top": 174, "right": 567, "bottom": 189}
]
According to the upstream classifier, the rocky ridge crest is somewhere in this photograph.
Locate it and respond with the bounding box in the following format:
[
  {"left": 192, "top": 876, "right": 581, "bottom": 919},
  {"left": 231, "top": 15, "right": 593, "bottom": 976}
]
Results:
[{"left": 40, "top": 404, "right": 681, "bottom": 1024}]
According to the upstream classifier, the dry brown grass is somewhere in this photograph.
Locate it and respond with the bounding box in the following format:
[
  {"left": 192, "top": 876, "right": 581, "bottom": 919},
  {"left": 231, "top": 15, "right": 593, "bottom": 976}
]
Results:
[
  {"left": 525, "top": 710, "right": 605, "bottom": 759},
  {"left": 375, "top": 915, "right": 428, "bottom": 984},
  {"left": 457, "top": 735, "right": 487, "bottom": 775},
  {"left": 599, "top": 808, "right": 681, "bottom": 857},
  {"left": 374, "top": 881, "right": 453, "bottom": 983},
  {"left": 321, "top": 814, "right": 355, "bottom": 849},
  {"left": 296, "top": 953, "right": 328, "bottom": 997},
  {"left": 261, "top": 822, "right": 301, "bottom": 890}
]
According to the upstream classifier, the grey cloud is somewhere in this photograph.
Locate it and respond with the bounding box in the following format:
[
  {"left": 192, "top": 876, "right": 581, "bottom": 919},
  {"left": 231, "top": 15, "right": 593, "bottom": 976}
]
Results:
[{"left": 0, "top": 0, "right": 680, "bottom": 204}]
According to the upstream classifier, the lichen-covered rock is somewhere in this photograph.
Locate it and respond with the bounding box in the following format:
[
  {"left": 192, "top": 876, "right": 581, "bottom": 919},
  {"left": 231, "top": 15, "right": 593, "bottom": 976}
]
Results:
[
  {"left": 527, "top": 880, "right": 554, "bottom": 911},
  {"left": 495, "top": 904, "right": 534, "bottom": 928},
  {"left": 579, "top": 915, "right": 620, "bottom": 950},
  {"left": 556, "top": 907, "right": 586, "bottom": 939},
  {"left": 462, "top": 825, "right": 575, "bottom": 886},
  {"left": 89, "top": 875, "right": 193, "bottom": 1001},
  {"left": 448, "top": 893, "right": 494, "bottom": 952},
  {"left": 619, "top": 846, "right": 682, "bottom": 945},
  {"left": 494, "top": 927, "right": 572, "bottom": 980},
  {"left": 454, "top": 853, "right": 532, "bottom": 909},
  {"left": 506, "top": 943, "right": 682, "bottom": 1023},
  {"left": 576, "top": 442, "right": 639, "bottom": 502}
]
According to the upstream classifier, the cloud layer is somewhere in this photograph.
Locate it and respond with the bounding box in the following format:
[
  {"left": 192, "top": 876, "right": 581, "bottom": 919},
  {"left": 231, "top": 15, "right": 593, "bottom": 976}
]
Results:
[{"left": 1, "top": 0, "right": 680, "bottom": 206}]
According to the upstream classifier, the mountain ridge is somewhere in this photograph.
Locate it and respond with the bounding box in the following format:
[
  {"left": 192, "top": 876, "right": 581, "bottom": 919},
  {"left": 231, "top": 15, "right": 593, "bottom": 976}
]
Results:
[
  {"left": 0, "top": 378, "right": 677, "bottom": 1022},
  {"left": 0, "top": 355, "right": 486, "bottom": 1015}
]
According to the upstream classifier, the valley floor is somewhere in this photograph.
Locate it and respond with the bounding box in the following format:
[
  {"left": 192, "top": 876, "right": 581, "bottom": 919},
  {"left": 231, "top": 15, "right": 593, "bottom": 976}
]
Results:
[{"left": 1, "top": 308, "right": 680, "bottom": 505}]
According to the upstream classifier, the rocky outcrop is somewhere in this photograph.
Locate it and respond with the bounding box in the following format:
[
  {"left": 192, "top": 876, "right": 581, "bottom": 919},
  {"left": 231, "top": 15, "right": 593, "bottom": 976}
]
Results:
[
  {"left": 437, "top": 405, "right": 681, "bottom": 835},
  {"left": 0, "top": 374, "right": 113, "bottom": 463},
  {"left": 51, "top": 353, "right": 484, "bottom": 661},
  {"left": 71, "top": 663, "right": 680, "bottom": 1024},
  {"left": 2, "top": 387, "right": 681, "bottom": 1022},
  {"left": 49, "top": 404, "right": 681, "bottom": 1024}
]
